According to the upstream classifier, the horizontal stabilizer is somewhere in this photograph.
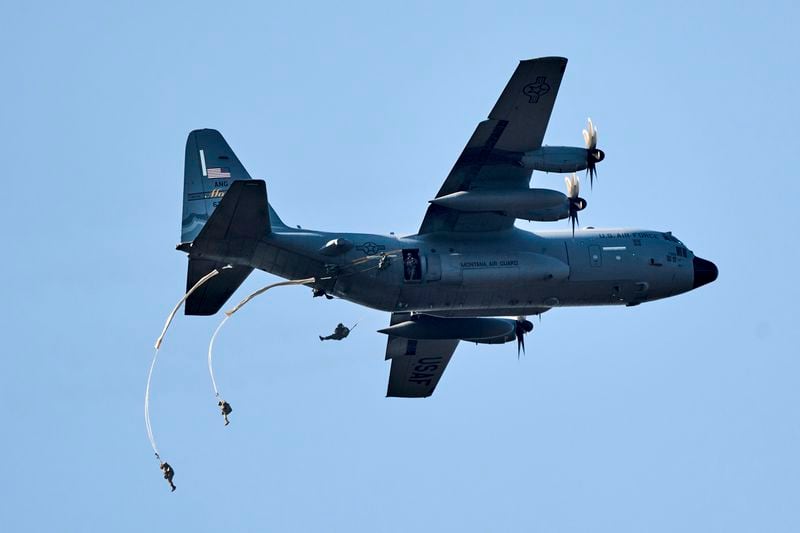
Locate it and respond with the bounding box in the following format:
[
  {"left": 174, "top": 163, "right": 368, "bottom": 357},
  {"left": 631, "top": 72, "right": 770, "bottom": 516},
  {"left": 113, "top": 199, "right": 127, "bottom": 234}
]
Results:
[
  {"left": 191, "top": 180, "right": 270, "bottom": 261},
  {"left": 185, "top": 259, "right": 253, "bottom": 316}
]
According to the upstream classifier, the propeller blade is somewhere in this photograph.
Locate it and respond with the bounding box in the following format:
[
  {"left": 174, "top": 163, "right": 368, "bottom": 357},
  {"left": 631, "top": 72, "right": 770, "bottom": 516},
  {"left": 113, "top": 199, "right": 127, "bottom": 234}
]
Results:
[
  {"left": 515, "top": 319, "right": 533, "bottom": 358},
  {"left": 582, "top": 118, "right": 601, "bottom": 189},
  {"left": 586, "top": 166, "right": 593, "bottom": 189},
  {"left": 565, "top": 173, "right": 580, "bottom": 198},
  {"left": 582, "top": 118, "right": 597, "bottom": 150}
]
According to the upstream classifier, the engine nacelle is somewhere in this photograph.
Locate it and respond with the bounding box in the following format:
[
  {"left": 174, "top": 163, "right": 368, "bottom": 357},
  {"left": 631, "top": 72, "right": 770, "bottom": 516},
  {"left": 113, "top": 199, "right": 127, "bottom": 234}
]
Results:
[
  {"left": 521, "top": 146, "right": 600, "bottom": 173},
  {"left": 378, "top": 315, "right": 519, "bottom": 343},
  {"left": 430, "top": 189, "right": 573, "bottom": 222},
  {"left": 465, "top": 318, "right": 533, "bottom": 345}
]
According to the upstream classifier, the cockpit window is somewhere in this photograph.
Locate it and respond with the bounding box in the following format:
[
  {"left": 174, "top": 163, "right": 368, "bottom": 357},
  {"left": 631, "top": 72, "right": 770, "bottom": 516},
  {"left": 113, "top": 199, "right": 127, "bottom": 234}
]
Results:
[
  {"left": 676, "top": 246, "right": 688, "bottom": 258},
  {"left": 663, "top": 232, "right": 685, "bottom": 246}
]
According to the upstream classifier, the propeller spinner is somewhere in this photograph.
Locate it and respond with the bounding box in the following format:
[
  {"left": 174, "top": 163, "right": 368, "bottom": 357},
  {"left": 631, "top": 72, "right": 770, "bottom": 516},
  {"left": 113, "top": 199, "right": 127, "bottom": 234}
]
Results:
[
  {"left": 565, "top": 174, "right": 587, "bottom": 236},
  {"left": 582, "top": 118, "right": 604, "bottom": 188}
]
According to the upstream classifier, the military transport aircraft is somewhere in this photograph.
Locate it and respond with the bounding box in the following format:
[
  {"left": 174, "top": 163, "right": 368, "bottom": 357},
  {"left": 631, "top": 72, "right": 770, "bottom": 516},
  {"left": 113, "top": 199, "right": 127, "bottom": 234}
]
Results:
[{"left": 177, "top": 56, "right": 717, "bottom": 398}]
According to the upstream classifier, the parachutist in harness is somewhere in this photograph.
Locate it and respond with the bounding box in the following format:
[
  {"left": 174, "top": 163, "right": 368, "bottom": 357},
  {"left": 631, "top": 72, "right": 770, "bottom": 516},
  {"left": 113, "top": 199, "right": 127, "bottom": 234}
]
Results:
[
  {"left": 319, "top": 323, "right": 351, "bottom": 341},
  {"left": 160, "top": 462, "right": 176, "bottom": 492},
  {"left": 218, "top": 400, "right": 232, "bottom": 426}
]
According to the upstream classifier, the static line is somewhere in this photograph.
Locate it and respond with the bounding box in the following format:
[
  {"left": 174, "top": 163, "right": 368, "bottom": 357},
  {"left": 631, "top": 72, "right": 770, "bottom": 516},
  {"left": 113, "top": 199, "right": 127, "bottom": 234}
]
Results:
[
  {"left": 225, "top": 278, "right": 316, "bottom": 316},
  {"left": 145, "top": 265, "right": 230, "bottom": 461},
  {"left": 207, "top": 314, "right": 230, "bottom": 398},
  {"left": 207, "top": 277, "right": 315, "bottom": 406},
  {"left": 207, "top": 251, "right": 397, "bottom": 402},
  {"left": 144, "top": 347, "right": 161, "bottom": 459},
  {"left": 154, "top": 266, "right": 229, "bottom": 350}
]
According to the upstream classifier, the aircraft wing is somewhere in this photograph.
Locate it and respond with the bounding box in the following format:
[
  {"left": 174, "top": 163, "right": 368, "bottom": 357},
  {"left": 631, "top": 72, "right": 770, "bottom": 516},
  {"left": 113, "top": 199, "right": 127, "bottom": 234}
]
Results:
[
  {"left": 384, "top": 313, "right": 459, "bottom": 398},
  {"left": 419, "top": 57, "right": 567, "bottom": 234}
]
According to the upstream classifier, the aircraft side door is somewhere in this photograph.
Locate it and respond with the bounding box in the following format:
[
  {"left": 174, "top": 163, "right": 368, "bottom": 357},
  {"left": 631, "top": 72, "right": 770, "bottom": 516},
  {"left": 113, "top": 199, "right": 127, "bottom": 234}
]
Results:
[{"left": 402, "top": 249, "right": 423, "bottom": 282}]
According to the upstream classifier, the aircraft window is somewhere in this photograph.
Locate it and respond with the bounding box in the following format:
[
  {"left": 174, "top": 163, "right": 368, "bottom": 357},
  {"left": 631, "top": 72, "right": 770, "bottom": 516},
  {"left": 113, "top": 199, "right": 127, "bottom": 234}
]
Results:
[
  {"left": 676, "top": 246, "right": 687, "bottom": 258},
  {"left": 664, "top": 233, "right": 686, "bottom": 246}
]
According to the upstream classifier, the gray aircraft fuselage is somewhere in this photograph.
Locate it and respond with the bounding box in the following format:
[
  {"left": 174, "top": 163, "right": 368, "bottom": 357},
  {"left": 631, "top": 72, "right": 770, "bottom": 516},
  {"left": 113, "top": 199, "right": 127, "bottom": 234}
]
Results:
[{"left": 246, "top": 225, "right": 717, "bottom": 317}]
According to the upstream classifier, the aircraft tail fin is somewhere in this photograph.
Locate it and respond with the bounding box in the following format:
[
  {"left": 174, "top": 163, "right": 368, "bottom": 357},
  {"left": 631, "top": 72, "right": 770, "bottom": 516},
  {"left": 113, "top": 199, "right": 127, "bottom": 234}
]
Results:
[
  {"left": 182, "top": 129, "right": 252, "bottom": 243},
  {"left": 181, "top": 129, "right": 287, "bottom": 243},
  {"left": 179, "top": 130, "right": 289, "bottom": 315}
]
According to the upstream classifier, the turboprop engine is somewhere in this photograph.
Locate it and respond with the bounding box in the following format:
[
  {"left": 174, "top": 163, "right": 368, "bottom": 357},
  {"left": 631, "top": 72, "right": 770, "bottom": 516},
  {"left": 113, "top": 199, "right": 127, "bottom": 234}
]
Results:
[
  {"left": 520, "top": 145, "right": 599, "bottom": 173},
  {"left": 378, "top": 314, "right": 533, "bottom": 346},
  {"left": 519, "top": 119, "right": 604, "bottom": 186},
  {"left": 429, "top": 187, "right": 585, "bottom": 223}
]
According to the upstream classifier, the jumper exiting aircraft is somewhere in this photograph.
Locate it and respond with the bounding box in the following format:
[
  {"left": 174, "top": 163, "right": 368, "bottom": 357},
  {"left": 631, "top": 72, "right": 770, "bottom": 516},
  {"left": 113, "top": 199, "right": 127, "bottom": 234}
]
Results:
[{"left": 176, "top": 57, "right": 717, "bottom": 398}]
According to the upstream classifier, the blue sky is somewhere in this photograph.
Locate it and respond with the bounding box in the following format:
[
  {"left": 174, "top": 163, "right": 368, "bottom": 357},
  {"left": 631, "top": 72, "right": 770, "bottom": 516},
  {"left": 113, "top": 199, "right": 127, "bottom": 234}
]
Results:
[{"left": 2, "top": 1, "right": 798, "bottom": 531}]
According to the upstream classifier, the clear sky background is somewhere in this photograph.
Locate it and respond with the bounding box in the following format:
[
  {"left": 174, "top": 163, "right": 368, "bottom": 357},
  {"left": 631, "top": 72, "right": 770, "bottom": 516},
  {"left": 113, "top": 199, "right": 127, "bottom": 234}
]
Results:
[{"left": 2, "top": 1, "right": 798, "bottom": 531}]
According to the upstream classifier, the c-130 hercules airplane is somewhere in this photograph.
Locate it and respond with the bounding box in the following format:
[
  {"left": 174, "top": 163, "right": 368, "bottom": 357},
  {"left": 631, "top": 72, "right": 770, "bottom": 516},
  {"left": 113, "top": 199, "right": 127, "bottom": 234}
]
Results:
[{"left": 177, "top": 57, "right": 717, "bottom": 398}]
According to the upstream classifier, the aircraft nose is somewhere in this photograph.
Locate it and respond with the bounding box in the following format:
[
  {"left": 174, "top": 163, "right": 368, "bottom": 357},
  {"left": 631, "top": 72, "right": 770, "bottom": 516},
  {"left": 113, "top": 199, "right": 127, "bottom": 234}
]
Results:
[{"left": 692, "top": 256, "right": 718, "bottom": 289}]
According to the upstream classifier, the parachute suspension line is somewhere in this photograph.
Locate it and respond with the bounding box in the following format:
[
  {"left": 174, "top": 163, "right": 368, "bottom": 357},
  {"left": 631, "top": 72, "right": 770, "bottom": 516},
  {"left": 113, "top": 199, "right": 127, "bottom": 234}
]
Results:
[
  {"left": 145, "top": 265, "right": 231, "bottom": 464},
  {"left": 207, "top": 277, "right": 316, "bottom": 418}
]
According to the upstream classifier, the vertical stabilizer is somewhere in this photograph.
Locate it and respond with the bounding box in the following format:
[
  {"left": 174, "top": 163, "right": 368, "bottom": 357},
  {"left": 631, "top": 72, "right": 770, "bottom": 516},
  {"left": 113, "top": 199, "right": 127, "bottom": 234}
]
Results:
[{"left": 181, "top": 129, "right": 252, "bottom": 243}]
